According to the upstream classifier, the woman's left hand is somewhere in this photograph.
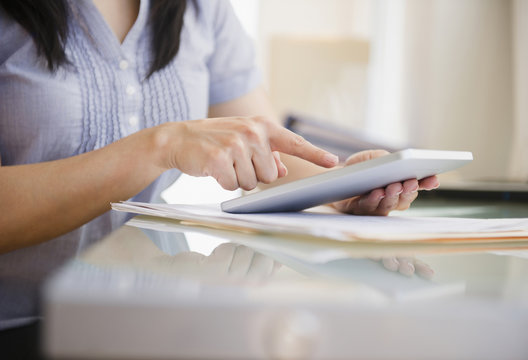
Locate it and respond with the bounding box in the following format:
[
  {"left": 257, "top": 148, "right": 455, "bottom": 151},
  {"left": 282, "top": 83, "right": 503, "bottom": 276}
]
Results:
[
  {"left": 375, "top": 256, "right": 435, "bottom": 279},
  {"left": 333, "top": 150, "right": 440, "bottom": 215}
]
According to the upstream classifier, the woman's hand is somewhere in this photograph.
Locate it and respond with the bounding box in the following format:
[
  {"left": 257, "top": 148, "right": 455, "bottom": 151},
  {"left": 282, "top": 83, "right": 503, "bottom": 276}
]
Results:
[
  {"left": 333, "top": 150, "right": 439, "bottom": 215},
  {"left": 375, "top": 256, "right": 435, "bottom": 279},
  {"left": 155, "top": 116, "right": 339, "bottom": 191},
  {"left": 153, "top": 243, "right": 281, "bottom": 283}
]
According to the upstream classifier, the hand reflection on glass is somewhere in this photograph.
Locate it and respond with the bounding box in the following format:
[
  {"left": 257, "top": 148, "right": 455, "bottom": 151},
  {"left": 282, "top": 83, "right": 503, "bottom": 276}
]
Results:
[
  {"left": 373, "top": 256, "right": 435, "bottom": 279},
  {"left": 156, "top": 243, "right": 282, "bottom": 283},
  {"left": 81, "top": 227, "right": 281, "bottom": 284},
  {"left": 83, "top": 227, "right": 434, "bottom": 285}
]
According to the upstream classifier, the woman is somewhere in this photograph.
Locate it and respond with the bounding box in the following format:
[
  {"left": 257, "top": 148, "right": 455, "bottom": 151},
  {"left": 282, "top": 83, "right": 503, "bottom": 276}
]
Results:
[{"left": 0, "top": 0, "right": 437, "bottom": 338}]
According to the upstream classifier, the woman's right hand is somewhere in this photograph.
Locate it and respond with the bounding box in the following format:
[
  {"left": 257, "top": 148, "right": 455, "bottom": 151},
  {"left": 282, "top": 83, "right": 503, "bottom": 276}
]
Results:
[{"left": 154, "top": 116, "right": 339, "bottom": 191}]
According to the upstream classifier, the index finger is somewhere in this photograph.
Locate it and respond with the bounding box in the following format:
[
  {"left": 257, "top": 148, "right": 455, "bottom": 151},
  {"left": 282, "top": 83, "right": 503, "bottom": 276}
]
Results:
[{"left": 269, "top": 126, "right": 339, "bottom": 168}]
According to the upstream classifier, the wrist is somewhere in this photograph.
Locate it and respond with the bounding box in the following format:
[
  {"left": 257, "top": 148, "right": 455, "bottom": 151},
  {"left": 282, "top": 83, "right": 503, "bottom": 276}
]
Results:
[{"left": 149, "top": 122, "right": 185, "bottom": 172}]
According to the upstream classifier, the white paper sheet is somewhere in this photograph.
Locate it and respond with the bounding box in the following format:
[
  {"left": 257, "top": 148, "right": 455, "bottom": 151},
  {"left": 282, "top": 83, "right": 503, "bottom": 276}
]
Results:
[{"left": 112, "top": 202, "right": 528, "bottom": 242}]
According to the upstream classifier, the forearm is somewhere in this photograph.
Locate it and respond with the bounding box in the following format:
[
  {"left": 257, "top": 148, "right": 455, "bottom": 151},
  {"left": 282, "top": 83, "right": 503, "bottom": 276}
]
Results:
[
  {"left": 0, "top": 126, "right": 168, "bottom": 254},
  {"left": 0, "top": 113, "right": 336, "bottom": 253}
]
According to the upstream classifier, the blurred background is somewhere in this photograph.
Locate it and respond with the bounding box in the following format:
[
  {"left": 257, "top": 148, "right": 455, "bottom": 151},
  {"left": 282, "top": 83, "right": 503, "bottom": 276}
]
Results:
[{"left": 164, "top": 0, "right": 528, "bottom": 207}]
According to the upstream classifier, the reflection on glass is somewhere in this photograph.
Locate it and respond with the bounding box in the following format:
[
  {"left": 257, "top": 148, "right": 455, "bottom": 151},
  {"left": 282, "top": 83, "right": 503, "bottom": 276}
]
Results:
[
  {"left": 80, "top": 226, "right": 282, "bottom": 284},
  {"left": 80, "top": 226, "right": 435, "bottom": 289}
]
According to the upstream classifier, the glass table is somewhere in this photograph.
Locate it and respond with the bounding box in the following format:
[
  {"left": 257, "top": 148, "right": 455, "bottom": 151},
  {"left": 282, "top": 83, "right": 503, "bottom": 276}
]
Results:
[{"left": 43, "top": 198, "right": 528, "bottom": 359}]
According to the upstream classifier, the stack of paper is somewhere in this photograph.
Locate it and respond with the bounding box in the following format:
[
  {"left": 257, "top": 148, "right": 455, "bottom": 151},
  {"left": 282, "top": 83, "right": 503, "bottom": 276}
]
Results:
[{"left": 111, "top": 202, "right": 528, "bottom": 260}]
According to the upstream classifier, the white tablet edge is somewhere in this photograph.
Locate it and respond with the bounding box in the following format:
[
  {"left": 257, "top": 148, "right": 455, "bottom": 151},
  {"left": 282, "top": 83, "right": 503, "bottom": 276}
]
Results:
[{"left": 221, "top": 149, "right": 473, "bottom": 212}]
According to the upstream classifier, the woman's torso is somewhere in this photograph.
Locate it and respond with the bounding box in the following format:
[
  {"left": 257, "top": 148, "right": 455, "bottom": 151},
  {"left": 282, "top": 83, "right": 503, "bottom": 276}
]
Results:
[{"left": 0, "top": 0, "right": 259, "bottom": 329}]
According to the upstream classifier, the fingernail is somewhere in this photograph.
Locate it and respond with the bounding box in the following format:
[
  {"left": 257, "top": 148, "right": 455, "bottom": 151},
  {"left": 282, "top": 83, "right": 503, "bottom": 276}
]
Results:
[
  {"left": 427, "top": 183, "right": 440, "bottom": 191},
  {"left": 420, "top": 267, "right": 435, "bottom": 280},
  {"left": 280, "top": 164, "right": 288, "bottom": 177},
  {"left": 396, "top": 189, "right": 404, "bottom": 196},
  {"left": 383, "top": 258, "right": 399, "bottom": 272},
  {"left": 324, "top": 153, "right": 339, "bottom": 165},
  {"left": 399, "top": 261, "right": 415, "bottom": 276}
]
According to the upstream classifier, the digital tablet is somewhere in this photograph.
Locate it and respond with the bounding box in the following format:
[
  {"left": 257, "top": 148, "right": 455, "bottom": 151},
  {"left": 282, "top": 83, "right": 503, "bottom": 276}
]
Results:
[{"left": 221, "top": 148, "right": 473, "bottom": 213}]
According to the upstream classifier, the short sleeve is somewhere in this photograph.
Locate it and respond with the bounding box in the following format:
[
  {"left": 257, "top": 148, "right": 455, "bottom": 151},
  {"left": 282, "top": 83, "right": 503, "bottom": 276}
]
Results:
[{"left": 206, "top": 0, "right": 261, "bottom": 105}]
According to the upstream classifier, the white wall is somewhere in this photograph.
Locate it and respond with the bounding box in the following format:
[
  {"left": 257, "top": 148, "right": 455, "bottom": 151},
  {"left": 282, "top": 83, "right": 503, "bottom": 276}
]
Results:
[
  {"left": 365, "top": 0, "right": 408, "bottom": 146},
  {"left": 257, "top": 0, "right": 373, "bottom": 133},
  {"left": 400, "top": 0, "right": 515, "bottom": 180},
  {"left": 510, "top": 0, "right": 528, "bottom": 181},
  {"left": 257, "top": 0, "right": 372, "bottom": 87}
]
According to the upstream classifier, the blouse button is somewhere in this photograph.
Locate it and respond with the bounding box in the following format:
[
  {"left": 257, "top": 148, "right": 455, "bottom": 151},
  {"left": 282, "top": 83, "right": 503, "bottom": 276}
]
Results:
[
  {"left": 128, "top": 115, "right": 139, "bottom": 127},
  {"left": 126, "top": 85, "right": 136, "bottom": 96},
  {"left": 119, "top": 60, "right": 129, "bottom": 70}
]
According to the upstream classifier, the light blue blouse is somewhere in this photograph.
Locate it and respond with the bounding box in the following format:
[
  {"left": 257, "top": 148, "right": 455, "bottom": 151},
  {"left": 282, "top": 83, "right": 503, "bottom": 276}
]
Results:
[{"left": 0, "top": 0, "right": 260, "bottom": 330}]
